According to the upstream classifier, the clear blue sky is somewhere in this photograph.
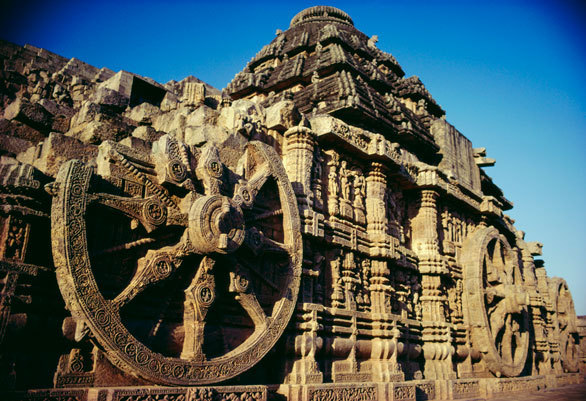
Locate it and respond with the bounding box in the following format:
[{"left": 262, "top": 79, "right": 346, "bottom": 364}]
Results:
[{"left": 2, "top": 1, "right": 585, "bottom": 314}]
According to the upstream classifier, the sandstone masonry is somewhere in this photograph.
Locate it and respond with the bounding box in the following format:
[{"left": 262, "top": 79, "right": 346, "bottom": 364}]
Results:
[{"left": 0, "top": 6, "right": 582, "bottom": 401}]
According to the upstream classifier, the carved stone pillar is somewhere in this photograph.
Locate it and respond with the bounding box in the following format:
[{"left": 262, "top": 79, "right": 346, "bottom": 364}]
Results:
[
  {"left": 284, "top": 126, "right": 323, "bottom": 237},
  {"left": 366, "top": 163, "right": 387, "bottom": 256},
  {"left": 325, "top": 151, "right": 340, "bottom": 216},
  {"left": 365, "top": 163, "right": 393, "bottom": 315},
  {"left": 370, "top": 260, "right": 391, "bottom": 315},
  {"left": 285, "top": 305, "right": 323, "bottom": 384},
  {"left": 283, "top": 126, "right": 315, "bottom": 207},
  {"left": 411, "top": 189, "right": 455, "bottom": 380},
  {"left": 341, "top": 252, "right": 357, "bottom": 311}
]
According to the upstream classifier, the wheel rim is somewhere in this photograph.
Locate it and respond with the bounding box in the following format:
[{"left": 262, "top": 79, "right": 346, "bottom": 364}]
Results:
[
  {"left": 462, "top": 227, "right": 529, "bottom": 377},
  {"left": 550, "top": 278, "right": 580, "bottom": 373},
  {"left": 51, "top": 138, "right": 302, "bottom": 385}
]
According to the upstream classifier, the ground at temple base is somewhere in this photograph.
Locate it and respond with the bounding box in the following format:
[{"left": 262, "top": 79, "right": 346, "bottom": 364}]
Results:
[{"left": 467, "top": 381, "right": 586, "bottom": 401}]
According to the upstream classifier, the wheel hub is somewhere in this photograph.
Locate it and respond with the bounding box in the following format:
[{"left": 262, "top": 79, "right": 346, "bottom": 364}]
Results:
[{"left": 188, "top": 195, "right": 245, "bottom": 254}]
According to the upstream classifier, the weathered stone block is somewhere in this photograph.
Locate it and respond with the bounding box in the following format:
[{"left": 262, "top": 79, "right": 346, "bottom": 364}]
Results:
[
  {"left": 182, "top": 81, "right": 206, "bottom": 105},
  {"left": 160, "top": 91, "right": 179, "bottom": 112},
  {"left": 186, "top": 105, "right": 219, "bottom": 127},
  {"left": 19, "top": 132, "right": 98, "bottom": 177},
  {"left": 132, "top": 125, "right": 163, "bottom": 142},
  {"left": 37, "top": 99, "right": 74, "bottom": 117},
  {"left": 67, "top": 119, "right": 132, "bottom": 144},
  {"left": 183, "top": 124, "right": 229, "bottom": 146},
  {"left": 4, "top": 98, "right": 53, "bottom": 131},
  {"left": 99, "top": 70, "right": 166, "bottom": 107},
  {"left": 124, "top": 102, "right": 160, "bottom": 125},
  {"left": 0, "top": 118, "right": 45, "bottom": 143},
  {"left": 93, "top": 87, "right": 129, "bottom": 110},
  {"left": 0, "top": 133, "right": 32, "bottom": 156},
  {"left": 265, "top": 100, "right": 301, "bottom": 131}
]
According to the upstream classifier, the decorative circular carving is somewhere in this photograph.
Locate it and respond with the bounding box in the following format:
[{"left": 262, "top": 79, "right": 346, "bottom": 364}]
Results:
[
  {"left": 206, "top": 159, "right": 222, "bottom": 178},
  {"left": 167, "top": 160, "right": 187, "bottom": 182},
  {"left": 461, "top": 227, "right": 529, "bottom": 377},
  {"left": 143, "top": 199, "right": 167, "bottom": 226},
  {"left": 234, "top": 184, "right": 254, "bottom": 209},
  {"left": 196, "top": 285, "right": 215, "bottom": 306},
  {"left": 153, "top": 255, "right": 173, "bottom": 279},
  {"left": 549, "top": 278, "right": 580, "bottom": 373},
  {"left": 70, "top": 358, "right": 83, "bottom": 373},
  {"left": 51, "top": 140, "right": 302, "bottom": 385}
]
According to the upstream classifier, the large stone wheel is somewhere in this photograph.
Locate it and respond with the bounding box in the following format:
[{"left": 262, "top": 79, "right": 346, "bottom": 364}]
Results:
[
  {"left": 50, "top": 138, "right": 302, "bottom": 385},
  {"left": 549, "top": 278, "right": 580, "bottom": 373},
  {"left": 461, "top": 226, "right": 529, "bottom": 377}
]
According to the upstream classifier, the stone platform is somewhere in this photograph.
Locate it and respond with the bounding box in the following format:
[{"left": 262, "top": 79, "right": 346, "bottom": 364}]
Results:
[{"left": 3, "top": 374, "right": 582, "bottom": 401}]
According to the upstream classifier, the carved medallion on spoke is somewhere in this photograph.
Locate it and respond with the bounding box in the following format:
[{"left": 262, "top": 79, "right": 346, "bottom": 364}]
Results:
[
  {"left": 462, "top": 227, "right": 529, "bottom": 377},
  {"left": 50, "top": 137, "right": 302, "bottom": 385}
]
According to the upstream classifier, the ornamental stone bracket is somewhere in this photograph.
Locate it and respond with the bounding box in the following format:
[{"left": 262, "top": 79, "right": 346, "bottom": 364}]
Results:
[{"left": 309, "top": 115, "right": 408, "bottom": 176}]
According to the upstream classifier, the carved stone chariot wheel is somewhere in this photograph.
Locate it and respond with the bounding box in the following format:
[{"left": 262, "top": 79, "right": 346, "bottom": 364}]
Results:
[
  {"left": 549, "top": 278, "right": 580, "bottom": 373},
  {"left": 50, "top": 136, "right": 301, "bottom": 385},
  {"left": 462, "top": 227, "right": 529, "bottom": 377}
]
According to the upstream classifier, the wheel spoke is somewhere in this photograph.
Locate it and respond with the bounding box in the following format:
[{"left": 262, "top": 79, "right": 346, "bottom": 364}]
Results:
[
  {"left": 500, "top": 314, "right": 514, "bottom": 364},
  {"left": 196, "top": 145, "right": 224, "bottom": 195},
  {"left": 236, "top": 292, "right": 269, "bottom": 331},
  {"left": 247, "top": 166, "right": 271, "bottom": 194},
  {"left": 181, "top": 257, "right": 216, "bottom": 361},
  {"left": 229, "top": 265, "right": 269, "bottom": 330},
  {"left": 262, "top": 237, "right": 291, "bottom": 255},
  {"left": 243, "top": 227, "right": 291, "bottom": 257},
  {"left": 245, "top": 208, "right": 283, "bottom": 223},
  {"left": 88, "top": 193, "right": 169, "bottom": 232},
  {"left": 93, "top": 237, "right": 155, "bottom": 257},
  {"left": 111, "top": 247, "right": 179, "bottom": 311},
  {"left": 239, "top": 260, "right": 279, "bottom": 292}
]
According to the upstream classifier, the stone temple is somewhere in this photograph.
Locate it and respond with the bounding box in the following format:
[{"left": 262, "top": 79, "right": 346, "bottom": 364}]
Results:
[{"left": 0, "top": 5, "right": 583, "bottom": 401}]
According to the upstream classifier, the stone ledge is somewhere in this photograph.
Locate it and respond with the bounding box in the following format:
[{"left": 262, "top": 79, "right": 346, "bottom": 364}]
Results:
[{"left": 3, "top": 374, "right": 582, "bottom": 401}]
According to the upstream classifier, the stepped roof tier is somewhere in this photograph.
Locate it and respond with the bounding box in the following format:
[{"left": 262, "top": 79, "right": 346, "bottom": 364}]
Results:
[{"left": 227, "top": 6, "right": 445, "bottom": 162}]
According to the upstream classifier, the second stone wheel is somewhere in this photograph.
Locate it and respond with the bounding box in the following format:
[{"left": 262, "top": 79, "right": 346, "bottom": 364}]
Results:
[
  {"left": 50, "top": 138, "right": 302, "bottom": 385},
  {"left": 461, "top": 227, "right": 530, "bottom": 377}
]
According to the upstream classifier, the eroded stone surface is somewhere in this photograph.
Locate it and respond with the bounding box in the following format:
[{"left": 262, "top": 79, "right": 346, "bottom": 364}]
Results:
[{"left": 0, "top": 6, "right": 582, "bottom": 400}]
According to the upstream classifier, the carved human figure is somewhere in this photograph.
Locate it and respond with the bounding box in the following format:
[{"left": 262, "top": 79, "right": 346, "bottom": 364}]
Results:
[
  {"left": 353, "top": 169, "right": 365, "bottom": 209},
  {"left": 361, "top": 258, "right": 371, "bottom": 309},
  {"left": 312, "top": 150, "right": 324, "bottom": 209},
  {"left": 341, "top": 252, "right": 357, "bottom": 309},
  {"left": 330, "top": 253, "right": 344, "bottom": 308},
  {"left": 411, "top": 276, "right": 421, "bottom": 319},
  {"left": 327, "top": 157, "right": 339, "bottom": 198},
  {"left": 313, "top": 252, "right": 325, "bottom": 305},
  {"left": 455, "top": 280, "right": 463, "bottom": 316},
  {"left": 385, "top": 189, "right": 398, "bottom": 223},
  {"left": 416, "top": 98, "right": 426, "bottom": 115},
  {"left": 339, "top": 160, "right": 351, "bottom": 201},
  {"left": 311, "top": 71, "right": 319, "bottom": 84}
]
